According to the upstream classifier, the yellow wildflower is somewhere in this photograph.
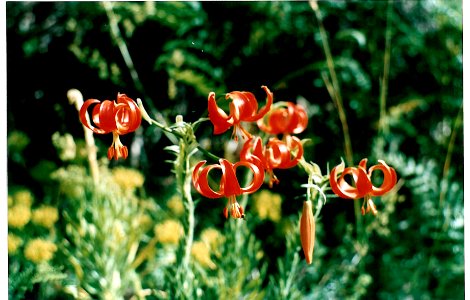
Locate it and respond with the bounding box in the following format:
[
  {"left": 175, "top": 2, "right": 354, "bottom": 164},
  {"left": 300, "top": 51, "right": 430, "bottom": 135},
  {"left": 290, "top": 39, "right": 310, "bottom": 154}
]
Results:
[
  {"left": 137, "top": 214, "right": 153, "bottom": 231},
  {"left": 32, "top": 205, "right": 59, "bottom": 229},
  {"left": 200, "top": 228, "right": 225, "bottom": 250},
  {"left": 154, "top": 219, "right": 184, "bottom": 245},
  {"left": 167, "top": 194, "right": 185, "bottom": 216},
  {"left": 112, "top": 167, "right": 145, "bottom": 191},
  {"left": 8, "top": 196, "right": 13, "bottom": 207},
  {"left": 252, "top": 190, "right": 282, "bottom": 222},
  {"left": 14, "top": 189, "right": 34, "bottom": 207},
  {"left": 8, "top": 233, "right": 23, "bottom": 254},
  {"left": 8, "top": 205, "right": 31, "bottom": 228},
  {"left": 191, "top": 241, "right": 216, "bottom": 269},
  {"left": 24, "top": 239, "right": 57, "bottom": 263}
]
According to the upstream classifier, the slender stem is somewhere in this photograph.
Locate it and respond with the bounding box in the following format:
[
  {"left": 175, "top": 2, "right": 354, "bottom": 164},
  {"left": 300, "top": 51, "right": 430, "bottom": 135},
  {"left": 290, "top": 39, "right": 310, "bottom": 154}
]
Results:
[
  {"left": 103, "top": 2, "right": 146, "bottom": 97},
  {"left": 311, "top": 4, "right": 367, "bottom": 270},
  {"left": 439, "top": 104, "right": 463, "bottom": 211},
  {"left": 379, "top": 0, "right": 393, "bottom": 135},
  {"left": 312, "top": 2, "right": 354, "bottom": 166},
  {"left": 181, "top": 145, "right": 195, "bottom": 269},
  {"left": 280, "top": 249, "right": 300, "bottom": 298},
  {"left": 321, "top": 72, "right": 354, "bottom": 165},
  {"left": 104, "top": 2, "right": 168, "bottom": 130}
]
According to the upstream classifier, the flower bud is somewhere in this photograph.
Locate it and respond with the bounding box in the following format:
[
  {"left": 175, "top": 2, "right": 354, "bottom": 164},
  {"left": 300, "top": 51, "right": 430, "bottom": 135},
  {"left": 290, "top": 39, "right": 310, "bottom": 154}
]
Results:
[{"left": 300, "top": 200, "right": 315, "bottom": 264}]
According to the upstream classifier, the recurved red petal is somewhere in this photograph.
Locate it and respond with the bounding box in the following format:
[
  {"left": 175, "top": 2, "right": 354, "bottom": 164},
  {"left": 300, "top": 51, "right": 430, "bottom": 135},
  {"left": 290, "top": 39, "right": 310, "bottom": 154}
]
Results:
[
  {"left": 208, "top": 92, "right": 233, "bottom": 135},
  {"left": 115, "top": 94, "right": 141, "bottom": 134},
  {"left": 265, "top": 139, "right": 289, "bottom": 169},
  {"left": 289, "top": 104, "right": 308, "bottom": 134},
  {"left": 95, "top": 100, "right": 119, "bottom": 132},
  {"left": 368, "top": 160, "right": 397, "bottom": 196},
  {"left": 234, "top": 157, "right": 265, "bottom": 194},
  {"left": 240, "top": 137, "right": 269, "bottom": 169},
  {"left": 277, "top": 135, "right": 303, "bottom": 169},
  {"left": 227, "top": 91, "right": 258, "bottom": 122},
  {"left": 192, "top": 160, "right": 225, "bottom": 199},
  {"left": 358, "top": 158, "right": 368, "bottom": 170},
  {"left": 330, "top": 162, "right": 371, "bottom": 199},
  {"left": 246, "top": 85, "right": 273, "bottom": 122},
  {"left": 268, "top": 105, "right": 292, "bottom": 134},
  {"left": 79, "top": 99, "right": 109, "bottom": 134}
]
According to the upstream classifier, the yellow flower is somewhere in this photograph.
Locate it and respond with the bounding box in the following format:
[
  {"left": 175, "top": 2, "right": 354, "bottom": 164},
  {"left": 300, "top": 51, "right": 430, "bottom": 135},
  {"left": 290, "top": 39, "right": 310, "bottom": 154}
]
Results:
[
  {"left": 8, "top": 233, "right": 23, "bottom": 254},
  {"left": 191, "top": 241, "right": 216, "bottom": 269},
  {"left": 24, "top": 239, "right": 57, "bottom": 263},
  {"left": 137, "top": 214, "right": 153, "bottom": 231},
  {"left": 8, "top": 205, "right": 31, "bottom": 228},
  {"left": 112, "top": 167, "right": 145, "bottom": 191},
  {"left": 8, "top": 196, "right": 13, "bottom": 207},
  {"left": 252, "top": 190, "right": 282, "bottom": 222},
  {"left": 200, "top": 228, "right": 225, "bottom": 251},
  {"left": 167, "top": 194, "right": 185, "bottom": 216},
  {"left": 14, "top": 190, "right": 34, "bottom": 207},
  {"left": 154, "top": 219, "right": 184, "bottom": 245},
  {"left": 32, "top": 206, "right": 59, "bottom": 229}
]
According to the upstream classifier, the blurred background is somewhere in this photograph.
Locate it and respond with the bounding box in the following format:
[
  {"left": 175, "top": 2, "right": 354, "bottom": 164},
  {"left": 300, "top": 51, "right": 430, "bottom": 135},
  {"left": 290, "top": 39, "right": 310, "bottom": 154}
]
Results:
[{"left": 7, "top": 1, "right": 463, "bottom": 299}]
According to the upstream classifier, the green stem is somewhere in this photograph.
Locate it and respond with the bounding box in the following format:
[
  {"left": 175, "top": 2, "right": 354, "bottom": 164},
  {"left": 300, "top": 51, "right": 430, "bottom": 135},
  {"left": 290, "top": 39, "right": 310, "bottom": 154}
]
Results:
[
  {"left": 103, "top": 2, "right": 146, "bottom": 98},
  {"left": 311, "top": 3, "right": 366, "bottom": 271},
  {"left": 181, "top": 144, "right": 195, "bottom": 270},
  {"left": 378, "top": 0, "right": 393, "bottom": 135},
  {"left": 311, "top": 4, "right": 352, "bottom": 163},
  {"left": 439, "top": 104, "right": 463, "bottom": 218},
  {"left": 280, "top": 249, "right": 300, "bottom": 298}
]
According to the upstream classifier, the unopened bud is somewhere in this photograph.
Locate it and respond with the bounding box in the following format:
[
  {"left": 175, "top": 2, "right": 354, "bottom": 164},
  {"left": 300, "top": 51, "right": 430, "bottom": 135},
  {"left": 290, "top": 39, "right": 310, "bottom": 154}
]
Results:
[
  {"left": 300, "top": 200, "right": 315, "bottom": 264},
  {"left": 137, "top": 98, "right": 152, "bottom": 124},
  {"left": 176, "top": 115, "right": 184, "bottom": 124}
]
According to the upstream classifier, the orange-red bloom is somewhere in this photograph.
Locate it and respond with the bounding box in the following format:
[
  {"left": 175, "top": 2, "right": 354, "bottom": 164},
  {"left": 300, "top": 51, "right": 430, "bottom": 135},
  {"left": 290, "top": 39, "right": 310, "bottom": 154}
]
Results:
[
  {"left": 79, "top": 93, "right": 141, "bottom": 160},
  {"left": 192, "top": 158, "right": 265, "bottom": 219},
  {"left": 208, "top": 86, "right": 273, "bottom": 141},
  {"left": 257, "top": 101, "right": 308, "bottom": 135},
  {"left": 240, "top": 136, "right": 303, "bottom": 187},
  {"left": 329, "top": 159, "right": 397, "bottom": 215}
]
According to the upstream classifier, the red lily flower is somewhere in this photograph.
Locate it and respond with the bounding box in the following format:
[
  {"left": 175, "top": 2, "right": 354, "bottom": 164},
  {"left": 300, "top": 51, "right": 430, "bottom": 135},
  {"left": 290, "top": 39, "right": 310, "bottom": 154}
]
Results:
[
  {"left": 79, "top": 93, "right": 141, "bottom": 160},
  {"left": 329, "top": 159, "right": 397, "bottom": 215},
  {"left": 257, "top": 101, "right": 308, "bottom": 135},
  {"left": 192, "top": 158, "right": 265, "bottom": 219},
  {"left": 240, "top": 135, "right": 304, "bottom": 187},
  {"left": 208, "top": 86, "right": 273, "bottom": 141}
]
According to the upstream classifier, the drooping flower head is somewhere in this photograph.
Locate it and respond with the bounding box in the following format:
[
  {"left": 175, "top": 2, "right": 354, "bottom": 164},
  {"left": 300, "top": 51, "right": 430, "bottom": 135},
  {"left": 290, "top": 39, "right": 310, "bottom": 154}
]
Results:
[
  {"left": 240, "top": 135, "right": 303, "bottom": 187},
  {"left": 257, "top": 101, "right": 308, "bottom": 136},
  {"left": 208, "top": 86, "right": 273, "bottom": 141},
  {"left": 192, "top": 158, "right": 265, "bottom": 219},
  {"left": 329, "top": 159, "right": 397, "bottom": 215},
  {"left": 79, "top": 93, "right": 141, "bottom": 160}
]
